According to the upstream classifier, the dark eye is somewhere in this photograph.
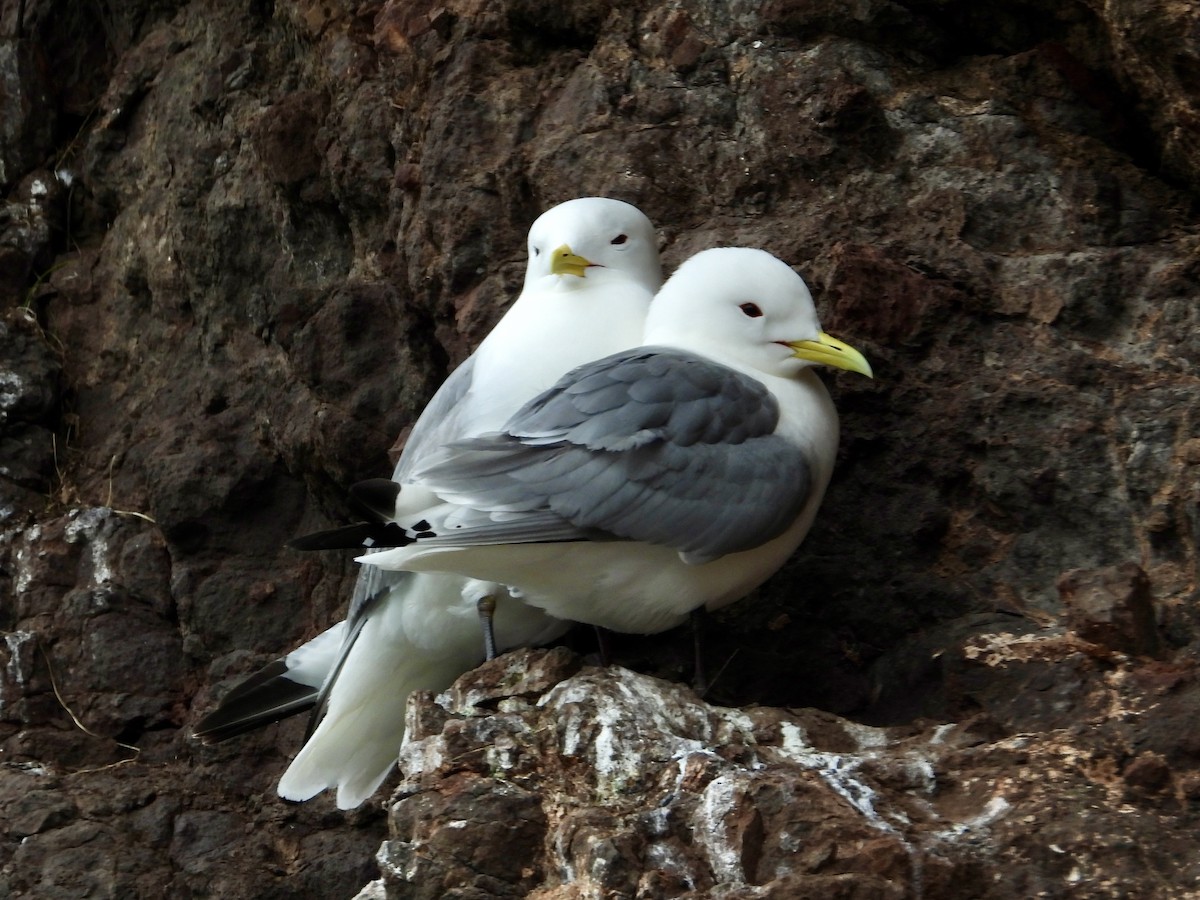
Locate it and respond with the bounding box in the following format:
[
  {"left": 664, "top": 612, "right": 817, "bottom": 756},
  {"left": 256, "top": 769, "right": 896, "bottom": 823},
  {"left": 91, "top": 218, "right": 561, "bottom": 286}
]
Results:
[
  {"left": 739, "top": 302, "right": 763, "bottom": 318},
  {"left": 611, "top": 234, "right": 628, "bottom": 245},
  {"left": 532, "top": 246, "right": 541, "bottom": 256}
]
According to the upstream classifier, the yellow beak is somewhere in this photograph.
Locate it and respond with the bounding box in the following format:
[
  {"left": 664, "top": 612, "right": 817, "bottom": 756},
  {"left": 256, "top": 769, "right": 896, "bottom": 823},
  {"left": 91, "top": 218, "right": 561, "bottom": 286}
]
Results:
[
  {"left": 788, "top": 332, "right": 873, "bottom": 378},
  {"left": 549, "top": 244, "right": 593, "bottom": 278}
]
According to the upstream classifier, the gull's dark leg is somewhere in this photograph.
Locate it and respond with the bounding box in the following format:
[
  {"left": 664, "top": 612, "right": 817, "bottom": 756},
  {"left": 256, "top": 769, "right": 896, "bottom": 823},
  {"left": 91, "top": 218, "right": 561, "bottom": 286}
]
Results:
[
  {"left": 593, "top": 626, "right": 612, "bottom": 667},
  {"left": 477, "top": 594, "right": 498, "bottom": 661},
  {"left": 691, "top": 608, "right": 708, "bottom": 697}
]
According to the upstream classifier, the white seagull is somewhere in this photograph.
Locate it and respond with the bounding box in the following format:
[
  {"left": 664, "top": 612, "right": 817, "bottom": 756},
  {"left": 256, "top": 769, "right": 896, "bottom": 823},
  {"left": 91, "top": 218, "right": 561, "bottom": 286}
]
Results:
[
  {"left": 338, "top": 247, "right": 872, "bottom": 637},
  {"left": 194, "top": 198, "right": 663, "bottom": 809}
]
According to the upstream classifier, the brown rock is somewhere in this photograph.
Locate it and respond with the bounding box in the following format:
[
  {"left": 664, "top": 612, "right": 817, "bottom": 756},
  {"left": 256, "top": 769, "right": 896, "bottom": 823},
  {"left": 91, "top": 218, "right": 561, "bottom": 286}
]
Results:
[
  {"left": 0, "top": 38, "right": 55, "bottom": 193},
  {"left": 1, "top": 0, "right": 1200, "bottom": 895},
  {"left": 1122, "top": 751, "right": 1171, "bottom": 794},
  {"left": 375, "top": 648, "right": 1200, "bottom": 897},
  {"left": 1059, "top": 562, "right": 1162, "bottom": 657}
]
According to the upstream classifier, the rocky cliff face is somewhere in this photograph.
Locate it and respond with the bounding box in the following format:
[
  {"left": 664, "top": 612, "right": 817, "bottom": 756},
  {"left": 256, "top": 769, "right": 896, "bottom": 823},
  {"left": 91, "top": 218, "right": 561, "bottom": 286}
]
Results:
[{"left": 1, "top": 0, "right": 1197, "bottom": 896}]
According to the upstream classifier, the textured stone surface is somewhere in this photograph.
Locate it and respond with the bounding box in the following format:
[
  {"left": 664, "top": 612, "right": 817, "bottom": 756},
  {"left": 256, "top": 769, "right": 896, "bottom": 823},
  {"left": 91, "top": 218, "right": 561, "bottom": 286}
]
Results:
[
  {"left": 382, "top": 648, "right": 1200, "bottom": 898},
  {"left": 1, "top": 0, "right": 1198, "bottom": 895},
  {"left": 1059, "top": 562, "right": 1162, "bottom": 657}
]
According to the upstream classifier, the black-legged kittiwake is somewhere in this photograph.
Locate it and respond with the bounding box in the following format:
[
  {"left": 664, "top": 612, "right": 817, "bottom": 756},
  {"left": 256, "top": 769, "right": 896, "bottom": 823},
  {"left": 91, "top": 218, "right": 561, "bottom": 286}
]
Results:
[
  {"left": 315, "top": 248, "right": 872, "bottom": 636},
  {"left": 194, "top": 198, "right": 664, "bottom": 809}
]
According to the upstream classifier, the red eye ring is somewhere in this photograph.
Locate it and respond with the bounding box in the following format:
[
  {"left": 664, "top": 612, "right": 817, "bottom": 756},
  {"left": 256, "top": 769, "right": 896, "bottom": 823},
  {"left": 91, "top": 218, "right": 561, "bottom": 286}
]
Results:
[{"left": 739, "top": 302, "right": 763, "bottom": 318}]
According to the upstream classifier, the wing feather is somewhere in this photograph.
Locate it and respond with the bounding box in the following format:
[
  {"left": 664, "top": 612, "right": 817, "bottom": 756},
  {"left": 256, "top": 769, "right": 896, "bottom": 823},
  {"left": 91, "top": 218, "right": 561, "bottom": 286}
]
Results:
[{"left": 412, "top": 348, "right": 813, "bottom": 561}]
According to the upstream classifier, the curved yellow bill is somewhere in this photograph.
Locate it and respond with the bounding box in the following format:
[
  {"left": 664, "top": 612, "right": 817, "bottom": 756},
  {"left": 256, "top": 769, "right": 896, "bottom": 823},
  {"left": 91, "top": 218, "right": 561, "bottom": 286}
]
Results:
[
  {"left": 788, "top": 332, "right": 873, "bottom": 378},
  {"left": 549, "top": 243, "right": 593, "bottom": 278}
]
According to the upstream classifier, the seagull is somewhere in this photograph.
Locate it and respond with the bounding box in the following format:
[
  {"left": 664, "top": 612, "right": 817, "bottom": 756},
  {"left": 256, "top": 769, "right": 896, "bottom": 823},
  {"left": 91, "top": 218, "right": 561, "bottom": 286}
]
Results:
[
  {"left": 319, "top": 247, "right": 872, "bottom": 637},
  {"left": 194, "top": 198, "right": 664, "bottom": 809}
]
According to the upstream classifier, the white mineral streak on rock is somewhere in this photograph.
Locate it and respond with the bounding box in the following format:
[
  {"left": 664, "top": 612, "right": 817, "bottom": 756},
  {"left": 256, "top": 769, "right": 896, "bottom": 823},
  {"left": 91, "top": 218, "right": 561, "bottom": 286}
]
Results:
[
  {"left": 929, "top": 722, "right": 957, "bottom": 744},
  {"left": 391, "top": 655, "right": 1031, "bottom": 898},
  {"left": 483, "top": 730, "right": 522, "bottom": 773},
  {"left": 4, "top": 630, "right": 36, "bottom": 686},
  {"left": 374, "top": 842, "right": 411, "bottom": 882},
  {"left": 350, "top": 878, "right": 387, "bottom": 900},
  {"left": 644, "top": 840, "right": 698, "bottom": 891},
  {"left": 63, "top": 507, "right": 116, "bottom": 586},
  {"left": 777, "top": 720, "right": 888, "bottom": 826},
  {"left": 935, "top": 794, "right": 1013, "bottom": 841},
  {"left": 695, "top": 772, "right": 747, "bottom": 884},
  {"left": 398, "top": 729, "right": 446, "bottom": 777},
  {"left": 0, "top": 370, "right": 23, "bottom": 416},
  {"left": 905, "top": 755, "right": 939, "bottom": 795},
  {"left": 13, "top": 526, "right": 40, "bottom": 595},
  {"left": 784, "top": 716, "right": 1012, "bottom": 895},
  {"left": 1, "top": 630, "right": 38, "bottom": 720},
  {"left": 776, "top": 720, "right": 928, "bottom": 896},
  {"left": 550, "top": 813, "right": 577, "bottom": 884},
  {"left": 542, "top": 668, "right": 714, "bottom": 797},
  {"left": 711, "top": 706, "right": 761, "bottom": 756},
  {"left": 841, "top": 718, "right": 891, "bottom": 750}
]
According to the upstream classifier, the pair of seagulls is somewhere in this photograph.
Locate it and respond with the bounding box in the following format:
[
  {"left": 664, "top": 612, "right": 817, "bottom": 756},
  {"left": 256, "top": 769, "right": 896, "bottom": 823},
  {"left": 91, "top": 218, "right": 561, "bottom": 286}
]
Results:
[{"left": 194, "top": 198, "right": 873, "bottom": 809}]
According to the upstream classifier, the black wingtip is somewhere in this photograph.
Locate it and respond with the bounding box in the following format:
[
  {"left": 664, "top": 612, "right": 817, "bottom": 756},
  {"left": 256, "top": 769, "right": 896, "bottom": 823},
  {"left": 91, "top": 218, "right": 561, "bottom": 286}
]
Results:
[
  {"left": 288, "top": 521, "right": 413, "bottom": 551},
  {"left": 192, "top": 660, "right": 319, "bottom": 744},
  {"left": 288, "top": 523, "right": 374, "bottom": 551}
]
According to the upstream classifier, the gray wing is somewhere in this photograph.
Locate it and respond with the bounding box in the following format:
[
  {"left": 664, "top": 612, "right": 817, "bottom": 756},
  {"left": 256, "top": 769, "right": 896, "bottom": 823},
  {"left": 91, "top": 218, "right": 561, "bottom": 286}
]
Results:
[
  {"left": 415, "top": 348, "right": 813, "bottom": 563},
  {"left": 393, "top": 354, "right": 479, "bottom": 482}
]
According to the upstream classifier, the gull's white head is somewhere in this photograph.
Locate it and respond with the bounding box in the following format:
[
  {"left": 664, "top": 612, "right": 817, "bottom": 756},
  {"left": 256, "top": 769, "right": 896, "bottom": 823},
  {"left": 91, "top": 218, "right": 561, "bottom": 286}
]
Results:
[
  {"left": 645, "top": 248, "right": 873, "bottom": 379},
  {"left": 524, "top": 198, "right": 663, "bottom": 292}
]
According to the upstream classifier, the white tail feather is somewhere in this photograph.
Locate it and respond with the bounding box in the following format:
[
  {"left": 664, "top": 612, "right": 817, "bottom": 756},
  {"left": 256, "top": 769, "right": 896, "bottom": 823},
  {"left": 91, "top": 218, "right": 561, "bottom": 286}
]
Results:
[{"left": 276, "top": 572, "right": 568, "bottom": 809}]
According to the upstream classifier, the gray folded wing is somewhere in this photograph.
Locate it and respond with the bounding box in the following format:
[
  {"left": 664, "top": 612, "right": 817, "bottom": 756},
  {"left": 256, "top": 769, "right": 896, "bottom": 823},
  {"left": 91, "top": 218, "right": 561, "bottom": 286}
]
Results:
[
  {"left": 393, "top": 354, "right": 479, "bottom": 483},
  {"left": 414, "top": 348, "right": 813, "bottom": 563}
]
